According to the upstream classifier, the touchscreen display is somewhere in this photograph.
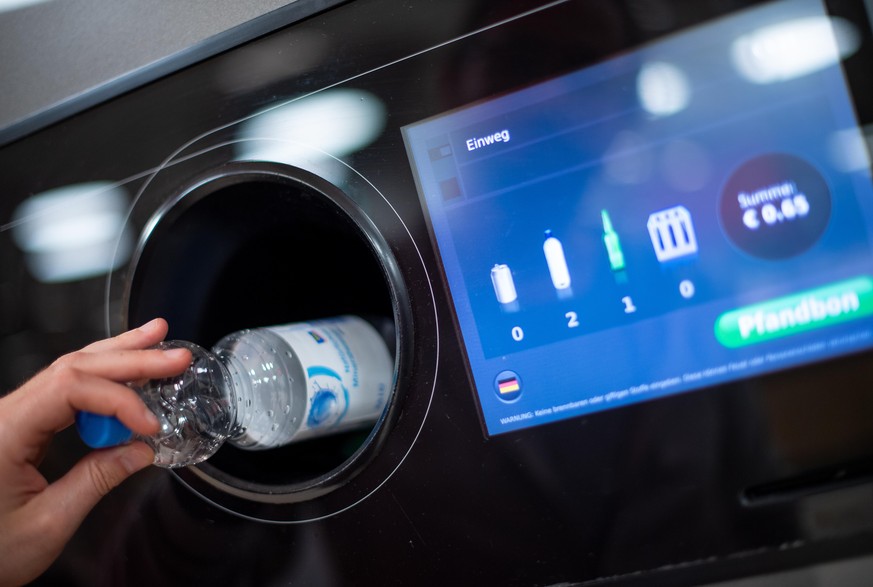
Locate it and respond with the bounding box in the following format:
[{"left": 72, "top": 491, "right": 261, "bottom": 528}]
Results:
[{"left": 403, "top": 0, "right": 873, "bottom": 436}]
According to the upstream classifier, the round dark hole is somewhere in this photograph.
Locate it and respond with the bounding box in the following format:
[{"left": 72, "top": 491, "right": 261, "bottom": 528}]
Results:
[{"left": 128, "top": 172, "right": 396, "bottom": 489}]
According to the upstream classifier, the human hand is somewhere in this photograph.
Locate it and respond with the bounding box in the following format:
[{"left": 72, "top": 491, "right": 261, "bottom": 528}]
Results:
[{"left": 0, "top": 318, "right": 191, "bottom": 587}]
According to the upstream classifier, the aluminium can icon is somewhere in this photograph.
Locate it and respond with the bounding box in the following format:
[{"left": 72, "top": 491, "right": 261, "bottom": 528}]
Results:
[{"left": 491, "top": 263, "right": 518, "bottom": 304}]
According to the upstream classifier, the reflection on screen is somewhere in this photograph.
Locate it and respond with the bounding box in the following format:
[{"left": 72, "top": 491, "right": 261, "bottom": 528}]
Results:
[{"left": 403, "top": 0, "right": 873, "bottom": 436}]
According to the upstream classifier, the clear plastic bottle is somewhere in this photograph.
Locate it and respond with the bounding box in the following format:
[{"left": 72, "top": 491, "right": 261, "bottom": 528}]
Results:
[{"left": 82, "top": 315, "right": 394, "bottom": 468}]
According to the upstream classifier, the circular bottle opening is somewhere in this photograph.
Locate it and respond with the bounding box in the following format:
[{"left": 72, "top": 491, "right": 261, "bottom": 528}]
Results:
[{"left": 126, "top": 165, "right": 402, "bottom": 499}]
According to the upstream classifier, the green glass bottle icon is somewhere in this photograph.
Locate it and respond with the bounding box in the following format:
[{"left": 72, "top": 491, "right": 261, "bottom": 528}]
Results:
[{"left": 601, "top": 210, "right": 625, "bottom": 271}]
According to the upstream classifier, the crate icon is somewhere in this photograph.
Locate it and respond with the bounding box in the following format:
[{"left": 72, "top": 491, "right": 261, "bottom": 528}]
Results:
[{"left": 648, "top": 205, "right": 698, "bottom": 262}]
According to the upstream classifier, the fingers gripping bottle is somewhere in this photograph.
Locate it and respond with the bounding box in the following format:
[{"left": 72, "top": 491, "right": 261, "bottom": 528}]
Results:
[{"left": 76, "top": 315, "right": 394, "bottom": 468}]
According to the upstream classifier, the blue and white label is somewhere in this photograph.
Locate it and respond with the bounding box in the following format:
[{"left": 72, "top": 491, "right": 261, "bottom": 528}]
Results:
[{"left": 268, "top": 315, "right": 393, "bottom": 441}]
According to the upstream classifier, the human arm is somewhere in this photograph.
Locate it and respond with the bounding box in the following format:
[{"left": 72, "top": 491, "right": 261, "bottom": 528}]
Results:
[{"left": 0, "top": 318, "right": 190, "bottom": 586}]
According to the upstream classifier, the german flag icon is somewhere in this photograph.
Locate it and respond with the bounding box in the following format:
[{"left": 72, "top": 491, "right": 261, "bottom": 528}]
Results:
[
  {"left": 498, "top": 376, "right": 520, "bottom": 394},
  {"left": 494, "top": 370, "right": 523, "bottom": 402}
]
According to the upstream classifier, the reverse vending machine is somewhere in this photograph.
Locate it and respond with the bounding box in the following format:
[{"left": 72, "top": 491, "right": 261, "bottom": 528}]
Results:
[{"left": 3, "top": 0, "right": 873, "bottom": 584}]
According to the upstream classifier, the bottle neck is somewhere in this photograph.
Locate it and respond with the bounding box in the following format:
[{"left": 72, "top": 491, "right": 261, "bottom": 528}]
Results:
[
  {"left": 136, "top": 340, "right": 238, "bottom": 468},
  {"left": 602, "top": 210, "right": 615, "bottom": 234}
]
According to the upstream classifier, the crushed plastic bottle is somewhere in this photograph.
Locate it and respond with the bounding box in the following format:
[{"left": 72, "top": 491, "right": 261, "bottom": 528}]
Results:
[{"left": 77, "top": 315, "right": 394, "bottom": 468}]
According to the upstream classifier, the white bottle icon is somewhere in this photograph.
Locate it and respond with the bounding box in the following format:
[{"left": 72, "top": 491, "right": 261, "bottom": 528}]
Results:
[{"left": 543, "top": 230, "right": 571, "bottom": 290}]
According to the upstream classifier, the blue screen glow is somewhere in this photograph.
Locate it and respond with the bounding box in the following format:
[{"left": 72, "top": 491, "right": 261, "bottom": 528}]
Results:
[{"left": 403, "top": 0, "right": 873, "bottom": 436}]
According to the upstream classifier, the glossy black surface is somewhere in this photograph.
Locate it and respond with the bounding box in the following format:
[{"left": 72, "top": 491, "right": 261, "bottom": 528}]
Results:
[{"left": 2, "top": 0, "right": 873, "bottom": 585}]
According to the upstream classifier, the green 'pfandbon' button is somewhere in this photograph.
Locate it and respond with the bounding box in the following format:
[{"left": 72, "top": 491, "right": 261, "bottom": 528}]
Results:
[{"left": 715, "top": 276, "right": 873, "bottom": 348}]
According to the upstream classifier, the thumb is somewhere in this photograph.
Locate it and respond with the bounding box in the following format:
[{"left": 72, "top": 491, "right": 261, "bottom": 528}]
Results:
[{"left": 36, "top": 442, "right": 154, "bottom": 541}]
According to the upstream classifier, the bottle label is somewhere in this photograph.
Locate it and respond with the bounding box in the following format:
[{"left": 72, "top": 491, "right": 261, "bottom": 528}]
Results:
[{"left": 266, "top": 315, "right": 393, "bottom": 441}]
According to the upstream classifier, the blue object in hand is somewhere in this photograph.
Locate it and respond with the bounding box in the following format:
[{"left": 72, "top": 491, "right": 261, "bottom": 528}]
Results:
[{"left": 75, "top": 411, "right": 133, "bottom": 448}]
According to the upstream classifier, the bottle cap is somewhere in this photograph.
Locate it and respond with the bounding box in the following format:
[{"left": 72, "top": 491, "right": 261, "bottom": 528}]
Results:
[{"left": 75, "top": 411, "right": 133, "bottom": 448}]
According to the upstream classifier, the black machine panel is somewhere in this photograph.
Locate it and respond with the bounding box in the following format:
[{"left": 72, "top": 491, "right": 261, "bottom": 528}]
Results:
[{"left": 2, "top": 0, "right": 873, "bottom": 585}]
